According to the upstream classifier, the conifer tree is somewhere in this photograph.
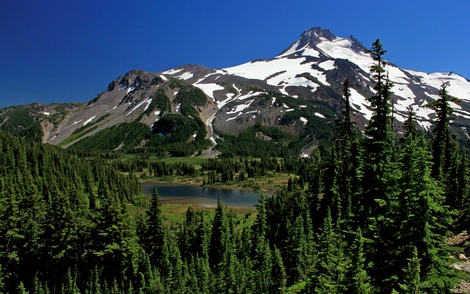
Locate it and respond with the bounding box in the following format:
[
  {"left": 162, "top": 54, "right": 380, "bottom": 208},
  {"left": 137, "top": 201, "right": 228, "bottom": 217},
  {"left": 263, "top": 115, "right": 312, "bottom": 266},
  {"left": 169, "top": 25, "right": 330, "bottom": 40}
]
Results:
[
  {"left": 322, "top": 79, "right": 359, "bottom": 228},
  {"left": 209, "top": 197, "right": 228, "bottom": 272},
  {"left": 307, "top": 210, "right": 348, "bottom": 293},
  {"left": 347, "top": 228, "right": 372, "bottom": 294},
  {"left": 425, "top": 81, "right": 460, "bottom": 181},
  {"left": 360, "top": 39, "right": 401, "bottom": 291},
  {"left": 360, "top": 38, "right": 398, "bottom": 229},
  {"left": 403, "top": 105, "right": 417, "bottom": 139},
  {"left": 144, "top": 186, "right": 166, "bottom": 270},
  {"left": 16, "top": 281, "right": 28, "bottom": 294},
  {"left": 394, "top": 246, "right": 421, "bottom": 294},
  {"left": 398, "top": 135, "right": 458, "bottom": 292},
  {"left": 270, "top": 246, "right": 287, "bottom": 294}
]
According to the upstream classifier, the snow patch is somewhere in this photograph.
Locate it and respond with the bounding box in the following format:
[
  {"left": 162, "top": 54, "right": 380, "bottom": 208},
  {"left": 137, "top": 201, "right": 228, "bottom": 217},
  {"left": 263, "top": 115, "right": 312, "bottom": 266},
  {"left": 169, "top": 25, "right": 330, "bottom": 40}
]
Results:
[
  {"left": 318, "top": 60, "right": 336, "bottom": 70},
  {"left": 217, "top": 93, "right": 236, "bottom": 109},
  {"left": 302, "top": 47, "right": 320, "bottom": 57},
  {"left": 143, "top": 98, "right": 153, "bottom": 112},
  {"left": 227, "top": 100, "right": 254, "bottom": 114},
  {"left": 127, "top": 97, "right": 150, "bottom": 117},
  {"left": 223, "top": 56, "right": 328, "bottom": 89},
  {"left": 233, "top": 84, "right": 242, "bottom": 94},
  {"left": 127, "top": 85, "right": 135, "bottom": 94},
  {"left": 278, "top": 41, "right": 300, "bottom": 57},
  {"left": 163, "top": 68, "right": 183, "bottom": 75},
  {"left": 314, "top": 113, "right": 325, "bottom": 119},
  {"left": 349, "top": 87, "right": 372, "bottom": 121},
  {"left": 300, "top": 117, "right": 308, "bottom": 124},
  {"left": 316, "top": 37, "right": 373, "bottom": 74},
  {"left": 194, "top": 82, "right": 224, "bottom": 101},
  {"left": 177, "top": 72, "right": 194, "bottom": 80},
  {"left": 83, "top": 116, "right": 96, "bottom": 126}
]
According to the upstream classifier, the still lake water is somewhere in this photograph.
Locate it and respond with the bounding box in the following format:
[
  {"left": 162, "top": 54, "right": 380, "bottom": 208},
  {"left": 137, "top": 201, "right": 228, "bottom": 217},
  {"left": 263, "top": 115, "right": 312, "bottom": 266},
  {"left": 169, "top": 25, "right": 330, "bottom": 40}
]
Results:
[{"left": 140, "top": 182, "right": 262, "bottom": 209}]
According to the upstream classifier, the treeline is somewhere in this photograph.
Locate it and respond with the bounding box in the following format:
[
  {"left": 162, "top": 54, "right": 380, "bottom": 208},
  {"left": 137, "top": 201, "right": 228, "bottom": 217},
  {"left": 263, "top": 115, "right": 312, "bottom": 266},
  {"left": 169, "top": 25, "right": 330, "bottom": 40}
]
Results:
[{"left": 110, "top": 155, "right": 313, "bottom": 186}]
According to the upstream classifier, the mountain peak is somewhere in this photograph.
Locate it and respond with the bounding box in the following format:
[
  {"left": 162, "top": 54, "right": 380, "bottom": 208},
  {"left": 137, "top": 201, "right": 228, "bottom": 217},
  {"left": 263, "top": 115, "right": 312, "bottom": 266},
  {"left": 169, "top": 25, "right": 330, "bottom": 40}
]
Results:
[
  {"left": 298, "top": 27, "right": 336, "bottom": 47},
  {"left": 279, "top": 27, "right": 366, "bottom": 57}
]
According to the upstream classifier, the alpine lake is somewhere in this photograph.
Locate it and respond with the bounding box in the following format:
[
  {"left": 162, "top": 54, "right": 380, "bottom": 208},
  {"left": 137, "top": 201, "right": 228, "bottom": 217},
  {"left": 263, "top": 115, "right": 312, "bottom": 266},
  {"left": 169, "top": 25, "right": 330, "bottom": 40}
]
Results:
[{"left": 140, "top": 182, "right": 263, "bottom": 209}]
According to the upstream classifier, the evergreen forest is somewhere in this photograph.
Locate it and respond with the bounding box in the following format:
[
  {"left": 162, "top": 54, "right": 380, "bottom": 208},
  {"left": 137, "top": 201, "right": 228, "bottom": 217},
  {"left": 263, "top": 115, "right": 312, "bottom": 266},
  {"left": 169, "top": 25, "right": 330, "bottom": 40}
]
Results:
[{"left": 1, "top": 40, "right": 470, "bottom": 293}]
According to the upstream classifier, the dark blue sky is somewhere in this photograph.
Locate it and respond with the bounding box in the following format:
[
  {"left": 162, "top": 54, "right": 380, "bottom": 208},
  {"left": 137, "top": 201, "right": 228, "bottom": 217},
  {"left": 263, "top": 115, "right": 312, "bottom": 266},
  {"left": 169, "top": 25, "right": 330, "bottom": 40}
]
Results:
[{"left": 1, "top": 0, "right": 470, "bottom": 109}]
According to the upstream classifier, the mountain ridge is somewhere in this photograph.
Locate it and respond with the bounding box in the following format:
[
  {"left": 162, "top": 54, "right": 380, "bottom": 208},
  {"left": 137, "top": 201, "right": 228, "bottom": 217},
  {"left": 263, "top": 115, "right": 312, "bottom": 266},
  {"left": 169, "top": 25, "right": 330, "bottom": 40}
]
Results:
[{"left": 1, "top": 26, "right": 470, "bottom": 156}]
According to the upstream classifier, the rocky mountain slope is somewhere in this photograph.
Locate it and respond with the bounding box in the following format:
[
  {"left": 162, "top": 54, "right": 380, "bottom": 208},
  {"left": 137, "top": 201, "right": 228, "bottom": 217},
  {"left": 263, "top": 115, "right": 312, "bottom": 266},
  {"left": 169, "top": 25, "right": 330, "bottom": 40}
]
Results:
[{"left": 2, "top": 27, "right": 470, "bottom": 155}]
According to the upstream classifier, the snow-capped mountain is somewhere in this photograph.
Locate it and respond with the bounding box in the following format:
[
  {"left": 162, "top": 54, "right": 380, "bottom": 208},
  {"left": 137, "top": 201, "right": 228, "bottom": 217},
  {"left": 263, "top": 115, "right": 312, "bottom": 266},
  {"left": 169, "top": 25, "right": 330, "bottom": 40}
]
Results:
[{"left": 2, "top": 27, "right": 470, "bottom": 152}]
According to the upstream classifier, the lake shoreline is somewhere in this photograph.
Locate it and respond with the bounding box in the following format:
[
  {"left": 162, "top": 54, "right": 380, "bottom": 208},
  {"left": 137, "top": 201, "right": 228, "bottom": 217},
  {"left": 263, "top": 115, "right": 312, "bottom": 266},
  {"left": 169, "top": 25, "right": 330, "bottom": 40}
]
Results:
[
  {"left": 140, "top": 181, "right": 264, "bottom": 209},
  {"left": 139, "top": 175, "right": 280, "bottom": 195}
]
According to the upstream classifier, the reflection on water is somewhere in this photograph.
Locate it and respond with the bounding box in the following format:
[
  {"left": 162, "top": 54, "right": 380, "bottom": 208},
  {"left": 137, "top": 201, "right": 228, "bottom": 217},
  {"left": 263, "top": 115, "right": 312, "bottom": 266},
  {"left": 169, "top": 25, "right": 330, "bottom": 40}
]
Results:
[{"left": 140, "top": 182, "right": 262, "bottom": 208}]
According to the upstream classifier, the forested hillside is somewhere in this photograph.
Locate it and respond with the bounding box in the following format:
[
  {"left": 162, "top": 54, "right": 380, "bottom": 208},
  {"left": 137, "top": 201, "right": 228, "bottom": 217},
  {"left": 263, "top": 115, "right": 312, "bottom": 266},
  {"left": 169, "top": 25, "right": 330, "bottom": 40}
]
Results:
[{"left": 1, "top": 39, "right": 470, "bottom": 293}]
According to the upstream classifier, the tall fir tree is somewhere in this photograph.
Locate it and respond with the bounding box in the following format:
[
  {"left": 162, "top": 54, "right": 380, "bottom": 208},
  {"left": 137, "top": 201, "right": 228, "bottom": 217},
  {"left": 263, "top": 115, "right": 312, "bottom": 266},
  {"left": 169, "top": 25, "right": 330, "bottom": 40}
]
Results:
[
  {"left": 424, "top": 81, "right": 461, "bottom": 182},
  {"left": 360, "top": 38, "right": 398, "bottom": 229},
  {"left": 209, "top": 197, "right": 229, "bottom": 273},
  {"left": 322, "top": 79, "right": 359, "bottom": 228},
  {"left": 143, "top": 186, "right": 167, "bottom": 274},
  {"left": 360, "top": 39, "right": 401, "bottom": 291}
]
